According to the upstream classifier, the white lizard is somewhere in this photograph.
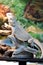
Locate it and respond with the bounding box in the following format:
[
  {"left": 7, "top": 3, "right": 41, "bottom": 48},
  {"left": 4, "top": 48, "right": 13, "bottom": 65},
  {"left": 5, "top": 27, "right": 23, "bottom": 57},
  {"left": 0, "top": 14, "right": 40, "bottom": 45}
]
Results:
[{"left": 4, "top": 12, "right": 43, "bottom": 58}]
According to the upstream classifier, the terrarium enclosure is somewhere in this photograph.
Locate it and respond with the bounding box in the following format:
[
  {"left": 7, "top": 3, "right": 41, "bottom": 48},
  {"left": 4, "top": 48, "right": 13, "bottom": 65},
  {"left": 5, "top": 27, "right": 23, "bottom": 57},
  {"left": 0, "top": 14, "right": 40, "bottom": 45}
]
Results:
[{"left": 0, "top": 0, "right": 43, "bottom": 59}]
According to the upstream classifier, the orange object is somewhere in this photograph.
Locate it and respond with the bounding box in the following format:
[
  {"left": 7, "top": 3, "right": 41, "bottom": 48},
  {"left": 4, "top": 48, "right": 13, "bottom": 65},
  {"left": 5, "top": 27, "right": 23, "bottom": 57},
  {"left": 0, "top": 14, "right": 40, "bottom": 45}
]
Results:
[{"left": 0, "top": 4, "right": 11, "bottom": 22}]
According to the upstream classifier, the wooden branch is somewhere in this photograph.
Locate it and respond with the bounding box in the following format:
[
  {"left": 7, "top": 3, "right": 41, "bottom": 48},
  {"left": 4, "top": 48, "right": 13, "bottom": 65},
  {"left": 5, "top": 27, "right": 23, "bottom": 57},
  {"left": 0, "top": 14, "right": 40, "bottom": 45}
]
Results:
[
  {"left": 1, "top": 24, "right": 11, "bottom": 30},
  {"left": 0, "top": 30, "right": 11, "bottom": 35},
  {"left": 24, "top": 13, "right": 43, "bottom": 21}
]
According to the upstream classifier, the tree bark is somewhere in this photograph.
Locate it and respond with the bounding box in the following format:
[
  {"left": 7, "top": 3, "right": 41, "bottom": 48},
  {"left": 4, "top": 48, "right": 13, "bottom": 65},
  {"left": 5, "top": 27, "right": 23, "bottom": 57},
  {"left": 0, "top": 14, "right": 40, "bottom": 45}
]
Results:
[{"left": 0, "top": 30, "right": 11, "bottom": 35}]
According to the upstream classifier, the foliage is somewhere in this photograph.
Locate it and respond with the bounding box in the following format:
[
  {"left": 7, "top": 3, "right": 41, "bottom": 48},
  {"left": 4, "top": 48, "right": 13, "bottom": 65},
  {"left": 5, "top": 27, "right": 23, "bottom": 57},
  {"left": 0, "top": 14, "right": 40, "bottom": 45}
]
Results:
[{"left": 29, "top": 32, "right": 43, "bottom": 42}]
